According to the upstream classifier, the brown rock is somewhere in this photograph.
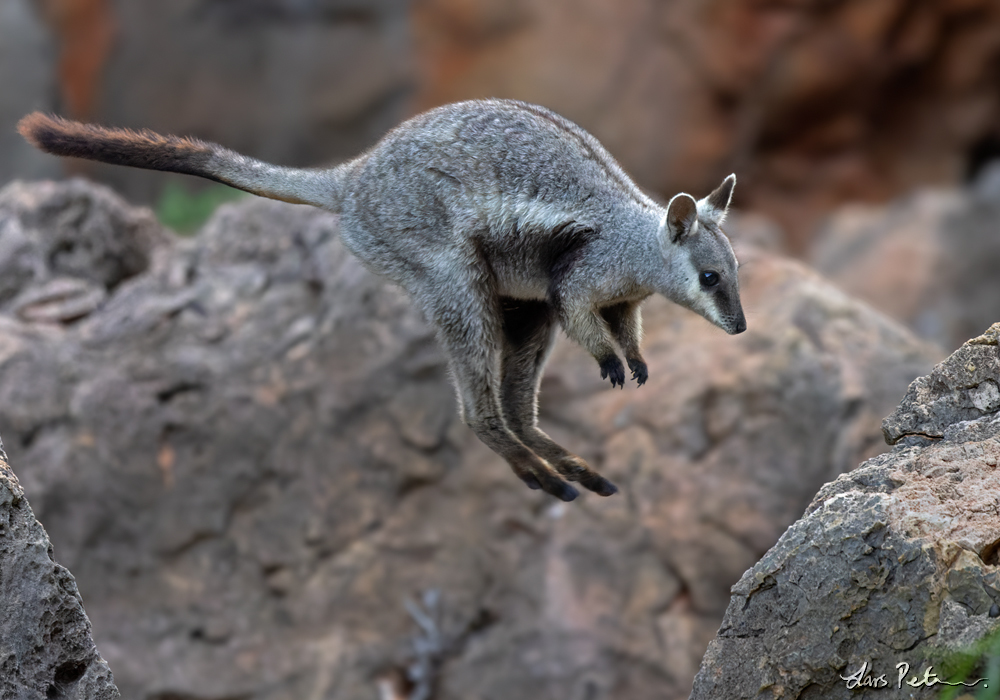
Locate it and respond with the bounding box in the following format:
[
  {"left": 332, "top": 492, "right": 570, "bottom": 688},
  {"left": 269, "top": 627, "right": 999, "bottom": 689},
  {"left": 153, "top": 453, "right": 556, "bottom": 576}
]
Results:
[
  {"left": 5, "top": 1, "right": 998, "bottom": 249},
  {"left": 0, "top": 180, "right": 939, "bottom": 699},
  {"left": 413, "top": 0, "right": 1000, "bottom": 250},
  {"left": 691, "top": 323, "right": 1000, "bottom": 700},
  {"left": 811, "top": 168, "right": 1000, "bottom": 352}
]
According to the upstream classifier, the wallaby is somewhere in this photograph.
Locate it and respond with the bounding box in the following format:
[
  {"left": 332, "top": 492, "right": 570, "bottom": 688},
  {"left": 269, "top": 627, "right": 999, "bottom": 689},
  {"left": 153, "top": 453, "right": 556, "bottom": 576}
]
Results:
[{"left": 19, "top": 99, "right": 746, "bottom": 502}]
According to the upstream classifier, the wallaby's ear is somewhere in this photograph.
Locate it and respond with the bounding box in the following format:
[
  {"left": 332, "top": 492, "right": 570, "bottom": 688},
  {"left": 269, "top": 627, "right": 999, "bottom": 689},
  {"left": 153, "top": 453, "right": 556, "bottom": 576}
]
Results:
[
  {"left": 663, "top": 193, "right": 698, "bottom": 244},
  {"left": 698, "top": 173, "right": 736, "bottom": 225}
]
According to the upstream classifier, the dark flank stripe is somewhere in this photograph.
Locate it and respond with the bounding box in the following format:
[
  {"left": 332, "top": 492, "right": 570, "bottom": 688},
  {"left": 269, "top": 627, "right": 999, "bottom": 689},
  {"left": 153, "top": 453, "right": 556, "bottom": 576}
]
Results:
[{"left": 17, "top": 112, "right": 226, "bottom": 185}]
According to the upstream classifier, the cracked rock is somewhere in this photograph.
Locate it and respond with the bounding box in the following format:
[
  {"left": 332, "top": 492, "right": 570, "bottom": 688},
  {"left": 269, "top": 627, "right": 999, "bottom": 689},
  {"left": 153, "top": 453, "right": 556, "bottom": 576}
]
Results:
[
  {"left": 0, "top": 450, "right": 119, "bottom": 699},
  {"left": 883, "top": 323, "right": 1000, "bottom": 445},
  {"left": 691, "top": 324, "right": 1000, "bottom": 700}
]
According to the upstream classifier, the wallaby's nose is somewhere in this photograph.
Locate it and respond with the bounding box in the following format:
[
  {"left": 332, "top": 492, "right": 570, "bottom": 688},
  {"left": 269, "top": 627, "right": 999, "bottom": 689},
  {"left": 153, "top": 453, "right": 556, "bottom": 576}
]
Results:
[{"left": 732, "top": 317, "right": 747, "bottom": 334}]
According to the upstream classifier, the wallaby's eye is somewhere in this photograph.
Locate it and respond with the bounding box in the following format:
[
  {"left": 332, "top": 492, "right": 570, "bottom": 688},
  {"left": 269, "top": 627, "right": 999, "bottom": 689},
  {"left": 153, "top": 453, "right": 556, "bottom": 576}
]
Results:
[{"left": 700, "top": 271, "right": 720, "bottom": 288}]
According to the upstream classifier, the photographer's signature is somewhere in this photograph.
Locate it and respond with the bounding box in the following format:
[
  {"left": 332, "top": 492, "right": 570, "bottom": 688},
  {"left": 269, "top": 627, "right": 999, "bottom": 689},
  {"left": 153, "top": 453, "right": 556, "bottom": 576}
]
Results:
[{"left": 841, "top": 661, "right": 988, "bottom": 690}]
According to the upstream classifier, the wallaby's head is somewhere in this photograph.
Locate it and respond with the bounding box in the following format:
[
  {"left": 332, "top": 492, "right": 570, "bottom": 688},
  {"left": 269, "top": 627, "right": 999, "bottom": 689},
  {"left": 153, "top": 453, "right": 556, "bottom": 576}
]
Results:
[{"left": 658, "top": 174, "right": 746, "bottom": 335}]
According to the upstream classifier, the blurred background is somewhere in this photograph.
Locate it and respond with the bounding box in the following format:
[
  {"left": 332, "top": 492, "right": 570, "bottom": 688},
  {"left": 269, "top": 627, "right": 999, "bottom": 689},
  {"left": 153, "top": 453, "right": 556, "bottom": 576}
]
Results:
[
  {"left": 4, "top": 0, "right": 999, "bottom": 253},
  {"left": 2, "top": 2, "right": 1000, "bottom": 699}
]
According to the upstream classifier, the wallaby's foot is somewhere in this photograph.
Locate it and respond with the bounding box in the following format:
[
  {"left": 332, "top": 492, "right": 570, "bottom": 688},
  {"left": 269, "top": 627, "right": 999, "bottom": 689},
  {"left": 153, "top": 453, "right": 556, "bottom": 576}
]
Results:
[
  {"left": 626, "top": 357, "right": 648, "bottom": 386},
  {"left": 508, "top": 451, "right": 579, "bottom": 501},
  {"left": 520, "top": 473, "right": 543, "bottom": 490},
  {"left": 599, "top": 355, "right": 626, "bottom": 389},
  {"left": 538, "top": 474, "right": 580, "bottom": 502},
  {"left": 554, "top": 454, "right": 619, "bottom": 497}
]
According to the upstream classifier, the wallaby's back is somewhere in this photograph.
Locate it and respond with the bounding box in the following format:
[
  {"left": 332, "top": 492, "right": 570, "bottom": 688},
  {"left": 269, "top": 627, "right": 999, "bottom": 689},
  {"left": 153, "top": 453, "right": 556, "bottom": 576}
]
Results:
[{"left": 334, "top": 100, "right": 666, "bottom": 293}]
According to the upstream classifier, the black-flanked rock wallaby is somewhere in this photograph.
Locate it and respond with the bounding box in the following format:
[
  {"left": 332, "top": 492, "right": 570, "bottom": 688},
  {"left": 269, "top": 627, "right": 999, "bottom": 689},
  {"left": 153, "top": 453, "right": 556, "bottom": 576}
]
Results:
[{"left": 19, "top": 99, "right": 745, "bottom": 502}]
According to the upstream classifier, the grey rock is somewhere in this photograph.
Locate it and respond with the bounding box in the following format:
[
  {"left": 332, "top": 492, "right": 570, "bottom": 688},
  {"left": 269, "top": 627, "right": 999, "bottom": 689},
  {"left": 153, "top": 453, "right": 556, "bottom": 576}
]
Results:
[
  {"left": 882, "top": 323, "right": 1000, "bottom": 445},
  {"left": 0, "top": 179, "right": 173, "bottom": 311},
  {"left": 0, "top": 180, "right": 939, "bottom": 700},
  {"left": 0, "top": 452, "right": 120, "bottom": 699},
  {"left": 691, "top": 324, "right": 1000, "bottom": 700}
]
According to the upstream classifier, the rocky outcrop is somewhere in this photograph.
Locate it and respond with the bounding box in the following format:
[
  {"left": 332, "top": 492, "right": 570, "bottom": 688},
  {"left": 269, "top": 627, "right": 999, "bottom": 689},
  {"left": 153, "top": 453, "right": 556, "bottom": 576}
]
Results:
[
  {"left": 691, "top": 324, "right": 1000, "bottom": 700},
  {"left": 812, "top": 164, "right": 1000, "bottom": 352},
  {"left": 0, "top": 180, "right": 939, "bottom": 699},
  {"left": 0, "top": 449, "right": 120, "bottom": 699}
]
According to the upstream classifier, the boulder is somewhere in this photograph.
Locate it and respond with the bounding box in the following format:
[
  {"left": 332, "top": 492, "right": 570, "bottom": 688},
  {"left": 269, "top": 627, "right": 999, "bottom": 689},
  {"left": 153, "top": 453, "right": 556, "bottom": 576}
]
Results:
[
  {"left": 0, "top": 180, "right": 939, "bottom": 699},
  {"left": 691, "top": 323, "right": 1000, "bottom": 700},
  {"left": 811, "top": 164, "right": 1000, "bottom": 353},
  {"left": 0, "top": 448, "right": 120, "bottom": 699}
]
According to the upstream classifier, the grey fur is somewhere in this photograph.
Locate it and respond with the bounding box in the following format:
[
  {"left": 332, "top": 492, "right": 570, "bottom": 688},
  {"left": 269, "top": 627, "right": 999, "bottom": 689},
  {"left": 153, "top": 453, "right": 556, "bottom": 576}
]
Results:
[{"left": 21, "top": 98, "right": 746, "bottom": 501}]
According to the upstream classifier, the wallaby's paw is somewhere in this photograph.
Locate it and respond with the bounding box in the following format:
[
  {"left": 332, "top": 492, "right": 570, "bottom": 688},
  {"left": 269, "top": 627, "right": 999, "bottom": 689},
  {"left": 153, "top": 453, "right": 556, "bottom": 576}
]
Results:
[
  {"left": 599, "top": 355, "right": 626, "bottom": 389},
  {"left": 627, "top": 357, "right": 648, "bottom": 386},
  {"left": 554, "top": 455, "right": 619, "bottom": 497}
]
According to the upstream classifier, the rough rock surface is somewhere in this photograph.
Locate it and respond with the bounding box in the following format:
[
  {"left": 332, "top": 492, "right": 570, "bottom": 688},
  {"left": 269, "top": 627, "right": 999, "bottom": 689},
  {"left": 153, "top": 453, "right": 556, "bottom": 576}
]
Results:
[
  {"left": 812, "top": 164, "right": 1000, "bottom": 352},
  {"left": 0, "top": 450, "right": 120, "bottom": 699},
  {"left": 0, "top": 180, "right": 939, "bottom": 700},
  {"left": 0, "top": 179, "right": 172, "bottom": 321},
  {"left": 691, "top": 324, "right": 1000, "bottom": 700}
]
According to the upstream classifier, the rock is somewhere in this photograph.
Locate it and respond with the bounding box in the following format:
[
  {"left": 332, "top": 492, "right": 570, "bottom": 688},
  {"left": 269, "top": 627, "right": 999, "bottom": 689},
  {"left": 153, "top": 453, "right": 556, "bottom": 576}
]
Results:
[
  {"left": 7, "top": 2, "right": 999, "bottom": 248},
  {"left": 691, "top": 324, "right": 1000, "bottom": 700},
  {"left": 811, "top": 170, "right": 1000, "bottom": 352},
  {"left": 414, "top": 0, "right": 1000, "bottom": 248},
  {"left": 0, "top": 180, "right": 939, "bottom": 699},
  {"left": 0, "top": 179, "right": 173, "bottom": 313},
  {"left": 883, "top": 323, "right": 1000, "bottom": 445},
  {"left": 0, "top": 449, "right": 120, "bottom": 699}
]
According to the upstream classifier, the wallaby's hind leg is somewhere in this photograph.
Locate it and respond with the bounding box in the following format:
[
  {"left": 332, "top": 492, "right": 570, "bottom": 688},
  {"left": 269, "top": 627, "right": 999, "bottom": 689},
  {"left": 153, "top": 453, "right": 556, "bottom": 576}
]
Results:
[
  {"left": 420, "top": 270, "right": 579, "bottom": 502},
  {"left": 498, "top": 299, "right": 619, "bottom": 497}
]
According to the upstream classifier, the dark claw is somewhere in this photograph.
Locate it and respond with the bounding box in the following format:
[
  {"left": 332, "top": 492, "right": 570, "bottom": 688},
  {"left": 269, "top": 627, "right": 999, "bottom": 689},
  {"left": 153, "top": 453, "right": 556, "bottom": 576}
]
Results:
[
  {"left": 521, "top": 474, "right": 543, "bottom": 490},
  {"left": 627, "top": 357, "right": 648, "bottom": 386},
  {"left": 599, "top": 355, "right": 626, "bottom": 389},
  {"left": 578, "top": 472, "right": 619, "bottom": 497},
  {"left": 554, "top": 456, "right": 619, "bottom": 497},
  {"left": 539, "top": 476, "right": 579, "bottom": 502}
]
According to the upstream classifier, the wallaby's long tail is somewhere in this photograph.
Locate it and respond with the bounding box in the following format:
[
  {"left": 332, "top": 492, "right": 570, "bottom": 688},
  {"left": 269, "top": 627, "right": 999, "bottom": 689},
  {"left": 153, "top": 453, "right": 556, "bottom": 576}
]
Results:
[{"left": 18, "top": 112, "right": 343, "bottom": 211}]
